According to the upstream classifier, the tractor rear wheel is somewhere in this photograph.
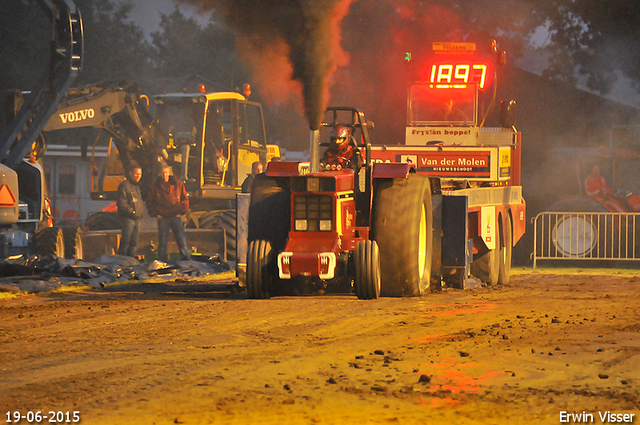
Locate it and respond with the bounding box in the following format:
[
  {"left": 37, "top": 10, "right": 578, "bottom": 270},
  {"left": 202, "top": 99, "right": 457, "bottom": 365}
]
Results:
[
  {"left": 354, "top": 240, "right": 381, "bottom": 299},
  {"left": 62, "top": 226, "right": 83, "bottom": 260},
  {"left": 372, "top": 174, "right": 433, "bottom": 297},
  {"left": 248, "top": 174, "right": 291, "bottom": 254},
  {"left": 33, "top": 227, "right": 65, "bottom": 257},
  {"left": 247, "top": 240, "right": 272, "bottom": 299}
]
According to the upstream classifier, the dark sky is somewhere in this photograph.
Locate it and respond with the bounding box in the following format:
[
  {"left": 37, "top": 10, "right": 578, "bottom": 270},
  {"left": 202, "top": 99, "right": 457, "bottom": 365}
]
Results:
[
  {"left": 121, "top": 0, "right": 210, "bottom": 36},
  {"left": 120, "top": 0, "right": 638, "bottom": 108}
]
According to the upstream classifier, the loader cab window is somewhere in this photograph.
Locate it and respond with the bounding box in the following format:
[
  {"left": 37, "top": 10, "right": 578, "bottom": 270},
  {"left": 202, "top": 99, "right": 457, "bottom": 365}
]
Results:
[
  {"left": 157, "top": 102, "right": 205, "bottom": 142},
  {"left": 157, "top": 101, "right": 205, "bottom": 182},
  {"left": 238, "top": 102, "right": 266, "bottom": 147},
  {"left": 205, "top": 100, "right": 233, "bottom": 147},
  {"left": 203, "top": 100, "right": 232, "bottom": 182}
]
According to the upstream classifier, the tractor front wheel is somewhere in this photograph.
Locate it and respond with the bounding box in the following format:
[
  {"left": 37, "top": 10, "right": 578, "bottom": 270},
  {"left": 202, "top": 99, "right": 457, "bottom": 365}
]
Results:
[
  {"left": 247, "top": 240, "right": 272, "bottom": 299},
  {"left": 354, "top": 240, "right": 381, "bottom": 299}
]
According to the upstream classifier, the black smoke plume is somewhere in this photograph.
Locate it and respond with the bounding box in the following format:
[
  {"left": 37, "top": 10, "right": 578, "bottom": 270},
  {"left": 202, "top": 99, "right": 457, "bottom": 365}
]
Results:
[{"left": 186, "top": 0, "right": 353, "bottom": 130}]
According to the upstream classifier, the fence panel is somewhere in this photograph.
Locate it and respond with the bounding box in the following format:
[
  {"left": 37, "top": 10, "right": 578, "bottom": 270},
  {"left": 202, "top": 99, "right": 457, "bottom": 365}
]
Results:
[{"left": 532, "top": 212, "right": 640, "bottom": 268}]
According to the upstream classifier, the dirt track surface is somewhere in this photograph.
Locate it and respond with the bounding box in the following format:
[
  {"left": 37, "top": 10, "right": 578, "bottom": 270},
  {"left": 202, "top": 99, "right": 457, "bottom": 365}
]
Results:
[{"left": 1, "top": 271, "right": 639, "bottom": 425}]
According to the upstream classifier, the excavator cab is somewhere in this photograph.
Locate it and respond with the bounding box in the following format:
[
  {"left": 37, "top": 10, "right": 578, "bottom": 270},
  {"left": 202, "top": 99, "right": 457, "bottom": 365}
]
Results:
[{"left": 154, "top": 92, "right": 268, "bottom": 200}]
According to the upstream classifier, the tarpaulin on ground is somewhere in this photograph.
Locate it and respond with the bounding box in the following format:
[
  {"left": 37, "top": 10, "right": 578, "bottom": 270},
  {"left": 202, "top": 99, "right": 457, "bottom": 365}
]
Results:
[{"left": 0, "top": 254, "right": 232, "bottom": 293}]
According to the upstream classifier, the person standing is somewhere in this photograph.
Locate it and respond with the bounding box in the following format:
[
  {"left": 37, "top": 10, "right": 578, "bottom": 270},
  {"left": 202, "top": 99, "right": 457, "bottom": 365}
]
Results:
[
  {"left": 241, "top": 161, "right": 264, "bottom": 193},
  {"left": 145, "top": 165, "right": 191, "bottom": 262},
  {"left": 116, "top": 166, "right": 144, "bottom": 258}
]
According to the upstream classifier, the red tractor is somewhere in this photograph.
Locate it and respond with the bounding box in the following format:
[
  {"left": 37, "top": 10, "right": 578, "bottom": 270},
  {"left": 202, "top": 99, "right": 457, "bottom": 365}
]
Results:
[{"left": 246, "top": 107, "right": 440, "bottom": 299}]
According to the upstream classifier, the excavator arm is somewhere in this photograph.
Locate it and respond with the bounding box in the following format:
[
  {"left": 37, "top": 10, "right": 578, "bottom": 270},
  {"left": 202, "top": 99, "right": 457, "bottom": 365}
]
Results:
[{"left": 43, "top": 79, "right": 167, "bottom": 196}]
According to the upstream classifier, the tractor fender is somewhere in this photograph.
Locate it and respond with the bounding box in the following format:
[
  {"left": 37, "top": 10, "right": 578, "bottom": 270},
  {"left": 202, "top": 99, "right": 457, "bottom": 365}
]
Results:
[{"left": 372, "top": 163, "right": 414, "bottom": 179}]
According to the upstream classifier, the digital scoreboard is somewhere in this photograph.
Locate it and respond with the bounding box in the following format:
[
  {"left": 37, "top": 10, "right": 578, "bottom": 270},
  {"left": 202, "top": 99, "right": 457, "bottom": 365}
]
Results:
[
  {"left": 406, "top": 42, "right": 493, "bottom": 89},
  {"left": 429, "top": 63, "right": 489, "bottom": 89}
]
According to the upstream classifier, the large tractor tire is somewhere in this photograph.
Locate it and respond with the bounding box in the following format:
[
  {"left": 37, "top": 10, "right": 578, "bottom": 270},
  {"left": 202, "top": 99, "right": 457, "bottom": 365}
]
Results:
[
  {"left": 62, "top": 226, "right": 83, "bottom": 260},
  {"left": 372, "top": 174, "right": 433, "bottom": 297},
  {"left": 33, "top": 227, "right": 65, "bottom": 257},
  {"left": 247, "top": 240, "right": 273, "bottom": 299},
  {"left": 354, "top": 240, "right": 381, "bottom": 300},
  {"left": 547, "top": 197, "right": 610, "bottom": 259},
  {"left": 194, "top": 210, "right": 237, "bottom": 261},
  {"left": 248, "top": 173, "right": 291, "bottom": 254},
  {"left": 498, "top": 215, "right": 512, "bottom": 285},
  {"left": 84, "top": 212, "right": 120, "bottom": 231}
]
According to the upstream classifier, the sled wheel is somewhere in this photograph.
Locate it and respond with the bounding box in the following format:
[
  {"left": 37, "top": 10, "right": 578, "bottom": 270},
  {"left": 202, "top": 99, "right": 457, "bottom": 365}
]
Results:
[
  {"left": 372, "top": 174, "right": 433, "bottom": 297},
  {"left": 354, "top": 240, "right": 381, "bottom": 300},
  {"left": 247, "top": 240, "right": 272, "bottom": 299},
  {"left": 471, "top": 242, "right": 500, "bottom": 286},
  {"left": 62, "top": 226, "right": 83, "bottom": 260},
  {"left": 547, "top": 197, "right": 613, "bottom": 260},
  {"left": 33, "top": 227, "right": 65, "bottom": 257},
  {"left": 498, "top": 215, "right": 512, "bottom": 285},
  {"left": 552, "top": 214, "right": 599, "bottom": 258}
]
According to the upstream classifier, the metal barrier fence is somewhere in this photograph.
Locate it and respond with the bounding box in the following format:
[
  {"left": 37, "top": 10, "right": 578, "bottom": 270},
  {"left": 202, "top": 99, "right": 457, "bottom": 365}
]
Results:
[{"left": 532, "top": 212, "right": 640, "bottom": 269}]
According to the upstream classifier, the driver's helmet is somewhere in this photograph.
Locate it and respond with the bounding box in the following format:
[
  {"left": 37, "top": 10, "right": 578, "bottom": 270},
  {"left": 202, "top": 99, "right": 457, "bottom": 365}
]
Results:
[{"left": 330, "top": 125, "right": 351, "bottom": 151}]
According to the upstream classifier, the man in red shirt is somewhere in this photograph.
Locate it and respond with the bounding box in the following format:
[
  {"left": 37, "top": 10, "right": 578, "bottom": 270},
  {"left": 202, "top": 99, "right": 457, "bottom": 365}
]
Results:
[{"left": 145, "top": 165, "right": 190, "bottom": 262}]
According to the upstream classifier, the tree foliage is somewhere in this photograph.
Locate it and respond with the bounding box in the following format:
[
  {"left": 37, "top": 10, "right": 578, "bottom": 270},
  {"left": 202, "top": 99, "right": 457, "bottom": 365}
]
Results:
[
  {"left": 0, "top": 0, "right": 51, "bottom": 96},
  {"left": 535, "top": 0, "right": 640, "bottom": 93},
  {"left": 75, "top": 0, "right": 153, "bottom": 85},
  {"left": 150, "top": 8, "right": 246, "bottom": 89}
]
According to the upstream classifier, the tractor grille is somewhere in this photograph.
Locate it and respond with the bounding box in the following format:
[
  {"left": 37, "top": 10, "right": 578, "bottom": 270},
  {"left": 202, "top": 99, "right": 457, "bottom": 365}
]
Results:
[{"left": 294, "top": 195, "right": 333, "bottom": 232}]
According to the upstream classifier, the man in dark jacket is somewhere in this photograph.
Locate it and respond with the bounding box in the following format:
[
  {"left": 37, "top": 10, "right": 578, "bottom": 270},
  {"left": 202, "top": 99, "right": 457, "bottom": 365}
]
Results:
[
  {"left": 145, "top": 165, "right": 191, "bottom": 262},
  {"left": 241, "top": 161, "right": 263, "bottom": 193},
  {"left": 116, "top": 166, "right": 144, "bottom": 257}
]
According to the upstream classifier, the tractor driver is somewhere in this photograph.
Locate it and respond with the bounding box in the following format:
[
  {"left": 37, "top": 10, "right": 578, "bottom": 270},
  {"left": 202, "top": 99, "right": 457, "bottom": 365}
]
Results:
[
  {"left": 585, "top": 164, "right": 625, "bottom": 212},
  {"left": 320, "top": 125, "right": 363, "bottom": 174},
  {"left": 585, "top": 164, "right": 613, "bottom": 200}
]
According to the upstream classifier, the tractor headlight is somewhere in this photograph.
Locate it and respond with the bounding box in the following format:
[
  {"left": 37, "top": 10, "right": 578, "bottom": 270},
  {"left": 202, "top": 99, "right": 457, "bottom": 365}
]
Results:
[
  {"left": 295, "top": 219, "right": 308, "bottom": 231},
  {"left": 319, "top": 220, "right": 332, "bottom": 231}
]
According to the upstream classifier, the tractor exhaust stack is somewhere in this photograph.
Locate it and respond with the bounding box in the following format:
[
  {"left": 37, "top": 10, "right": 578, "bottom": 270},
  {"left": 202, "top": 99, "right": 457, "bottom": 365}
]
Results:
[{"left": 310, "top": 128, "right": 320, "bottom": 173}]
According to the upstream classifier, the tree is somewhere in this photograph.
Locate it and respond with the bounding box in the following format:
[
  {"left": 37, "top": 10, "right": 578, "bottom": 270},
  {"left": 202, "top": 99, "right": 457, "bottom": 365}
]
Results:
[
  {"left": 150, "top": 8, "right": 247, "bottom": 90},
  {"left": 0, "top": 0, "right": 51, "bottom": 99},
  {"left": 74, "top": 0, "right": 153, "bottom": 85},
  {"left": 533, "top": 0, "right": 640, "bottom": 94}
]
